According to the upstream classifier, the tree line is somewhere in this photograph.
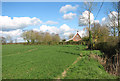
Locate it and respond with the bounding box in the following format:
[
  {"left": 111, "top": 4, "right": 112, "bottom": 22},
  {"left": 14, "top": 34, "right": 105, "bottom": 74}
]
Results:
[{"left": 21, "top": 30, "right": 60, "bottom": 44}]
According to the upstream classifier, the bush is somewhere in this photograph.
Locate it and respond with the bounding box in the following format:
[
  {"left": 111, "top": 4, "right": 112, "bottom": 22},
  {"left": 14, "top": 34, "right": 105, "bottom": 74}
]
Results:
[{"left": 94, "top": 42, "right": 117, "bottom": 57}]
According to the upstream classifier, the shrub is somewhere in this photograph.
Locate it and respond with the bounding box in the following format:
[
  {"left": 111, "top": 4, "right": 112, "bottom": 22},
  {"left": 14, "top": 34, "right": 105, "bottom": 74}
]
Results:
[{"left": 94, "top": 42, "right": 117, "bottom": 57}]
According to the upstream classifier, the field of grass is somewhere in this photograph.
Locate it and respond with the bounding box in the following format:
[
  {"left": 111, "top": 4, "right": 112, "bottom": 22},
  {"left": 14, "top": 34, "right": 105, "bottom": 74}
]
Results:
[
  {"left": 2, "top": 44, "right": 117, "bottom": 79},
  {"left": 64, "top": 56, "right": 116, "bottom": 79}
]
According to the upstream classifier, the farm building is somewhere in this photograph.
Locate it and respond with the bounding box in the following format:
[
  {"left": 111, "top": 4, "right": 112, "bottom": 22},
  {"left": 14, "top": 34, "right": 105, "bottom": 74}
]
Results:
[{"left": 66, "top": 31, "right": 82, "bottom": 42}]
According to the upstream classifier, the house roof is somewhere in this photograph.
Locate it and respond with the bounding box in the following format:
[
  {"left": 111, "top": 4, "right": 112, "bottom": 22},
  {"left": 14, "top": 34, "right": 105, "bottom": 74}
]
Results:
[{"left": 66, "top": 31, "right": 81, "bottom": 42}]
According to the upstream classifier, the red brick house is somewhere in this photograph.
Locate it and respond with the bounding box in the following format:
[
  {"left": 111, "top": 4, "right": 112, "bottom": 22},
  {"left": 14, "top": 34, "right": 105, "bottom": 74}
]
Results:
[{"left": 66, "top": 31, "right": 82, "bottom": 42}]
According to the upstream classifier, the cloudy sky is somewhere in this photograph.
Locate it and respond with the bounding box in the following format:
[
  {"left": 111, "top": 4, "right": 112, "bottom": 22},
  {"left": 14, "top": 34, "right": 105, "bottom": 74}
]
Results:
[{"left": 0, "top": 2, "right": 116, "bottom": 42}]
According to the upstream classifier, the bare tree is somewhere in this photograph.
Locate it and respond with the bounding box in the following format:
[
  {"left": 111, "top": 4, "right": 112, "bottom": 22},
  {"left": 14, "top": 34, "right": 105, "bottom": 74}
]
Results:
[
  {"left": 108, "top": 13, "right": 118, "bottom": 37},
  {"left": 79, "top": 2, "right": 96, "bottom": 49},
  {"left": 106, "top": 2, "right": 120, "bottom": 39},
  {"left": 112, "top": 2, "right": 120, "bottom": 37},
  {"left": 0, "top": 37, "right": 6, "bottom": 43},
  {"left": 6, "top": 35, "right": 13, "bottom": 43}
]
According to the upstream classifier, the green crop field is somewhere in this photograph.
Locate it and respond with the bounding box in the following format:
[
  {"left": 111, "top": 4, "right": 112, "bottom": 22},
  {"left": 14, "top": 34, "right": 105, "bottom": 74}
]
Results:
[{"left": 2, "top": 45, "right": 117, "bottom": 79}]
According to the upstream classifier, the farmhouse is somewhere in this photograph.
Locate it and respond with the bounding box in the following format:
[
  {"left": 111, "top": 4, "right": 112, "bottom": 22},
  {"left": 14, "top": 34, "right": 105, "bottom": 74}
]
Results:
[{"left": 66, "top": 31, "right": 82, "bottom": 42}]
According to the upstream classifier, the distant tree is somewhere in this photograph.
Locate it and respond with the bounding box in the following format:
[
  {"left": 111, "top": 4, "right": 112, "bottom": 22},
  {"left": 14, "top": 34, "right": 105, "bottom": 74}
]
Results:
[
  {"left": 52, "top": 33, "right": 60, "bottom": 42},
  {"left": 21, "top": 30, "right": 38, "bottom": 43},
  {"left": 21, "top": 31, "right": 31, "bottom": 43},
  {"left": 15, "top": 39, "right": 17, "bottom": 43},
  {"left": 30, "top": 30, "right": 36, "bottom": 43},
  {"left": 69, "top": 34, "right": 74, "bottom": 39},
  {"left": 6, "top": 35, "right": 13, "bottom": 43},
  {"left": 35, "top": 31, "right": 44, "bottom": 43},
  {"left": 0, "top": 37, "right": 6, "bottom": 43},
  {"left": 44, "top": 32, "right": 52, "bottom": 43}
]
